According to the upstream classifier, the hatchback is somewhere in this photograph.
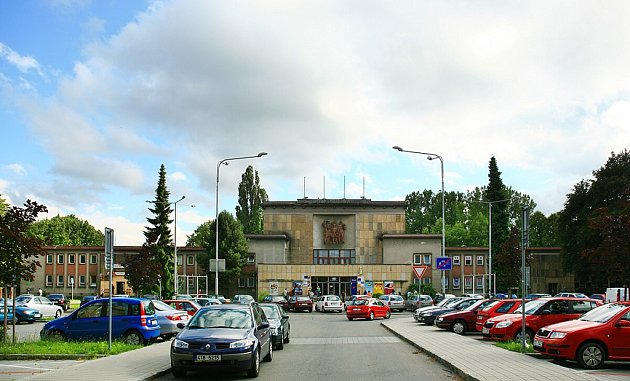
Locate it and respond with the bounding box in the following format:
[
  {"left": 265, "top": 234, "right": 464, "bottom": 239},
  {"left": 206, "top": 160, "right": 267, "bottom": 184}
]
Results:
[
  {"left": 346, "top": 298, "right": 391, "bottom": 321},
  {"left": 379, "top": 294, "right": 405, "bottom": 312},
  {"left": 151, "top": 300, "right": 190, "bottom": 340},
  {"left": 533, "top": 302, "right": 630, "bottom": 369},
  {"left": 40, "top": 297, "right": 160, "bottom": 345},
  {"left": 315, "top": 295, "right": 343, "bottom": 312},
  {"left": 47, "top": 293, "right": 70, "bottom": 311},
  {"left": 288, "top": 295, "right": 313, "bottom": 312},
  {"left": 163, "top": 299, "right": 202, "bottom": 316},
  {"left": 260, "top": 303, "right": 290, "bottom": 349},
  {"left": 170, "top": 303, "right": 272, "bottom": 378},
  {"left": 435, "top": 299, "right": 494, "bottom": 334},
  {"left": 475, "top": 299, "right": 523, "bottom": 332}
]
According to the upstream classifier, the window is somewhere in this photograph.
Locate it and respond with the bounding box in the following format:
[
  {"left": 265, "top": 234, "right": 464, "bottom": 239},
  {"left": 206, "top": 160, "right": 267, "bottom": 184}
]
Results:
[
  {"left": 79, "top": 275, "right": 86, "bottom": 287},
  {"left": 57, "top": 275, "right": 64, "bottom": 286},
  {"left": 476, "top": 276, "right": 483, "bottom": 289},
  {"left": 177, "top": 255, "right": 182, "bottom": 266},
  {"left": 464, "top": 276, "right": 473, "bottom": 289},
  {"left": 497, "top": 301, "right": 516, "bottom": 313},
  {"left": 423, "top": 254, "right": 431, "bottom": 265},
  {"left": 89, "top": 276, "right": 97, "bottom": 288},
  {"left": 313, "top": 249, "right": 356, "bottom": 265},
  {"left": 464, "top": 256, "right": 472, "bottom": 266},
  {"left": 79, "top": 254, "right": 86, "bottom": 264},
  {"left": 247, "top": 277, "right": 256, "bottom": 287},
  {"left": 423, "top": 278, "right": 431, "bottom": 284},
  {"left": 46, "top": 275, "right": 53, "bottom": 286},
  {"left": 453, "top": 277, "right": 461, "bottom": 289},
  {"left": 187, "top": 255, "right": 195, "bottom": 265},
  {"left": 477, "top": 256, "right": 484, "bottom": 266},
  {"left": 68, "top": 276, "right": 75, "bottom": 287},
  {"left": 453, "top": 256, "right": 460, "bottom": 266},
  {"left": 238, "top": 278, "right": 246, "bottom": 287},
  {"left": 46, "top": 254, "right": 53, "bottom": 264},
  {"left": 247, "top": 253, "right": 255, "bottom": 264},
  {"left": 68, "top": 254, "right": 75, "bottom": 264},
  {"left": 57, "top": 254, "right": 64, "bottom": 264},
  {"left": 90, "top": 255, "right": 97, "bottom": 264},
  {"left": 413, "top": 254, "right": 422, "bottom": 265}
]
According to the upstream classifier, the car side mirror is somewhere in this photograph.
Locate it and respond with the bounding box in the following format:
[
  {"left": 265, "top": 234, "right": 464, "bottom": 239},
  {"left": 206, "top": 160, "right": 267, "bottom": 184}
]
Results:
[
  {"left": 259, "top": 321, "right": 270, "bottom": 329},
  {"left": 177, "top": 322, "right": 186, "bottom": 329},
  {"left": 541, "top": 310, "right": 551, "bottom": 315}
]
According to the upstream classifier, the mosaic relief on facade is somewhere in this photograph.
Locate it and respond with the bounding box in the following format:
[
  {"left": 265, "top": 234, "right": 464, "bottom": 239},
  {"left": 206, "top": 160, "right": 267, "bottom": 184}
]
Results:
[{"left": 322, "top": 220, "right": 346, "bottom": 244}]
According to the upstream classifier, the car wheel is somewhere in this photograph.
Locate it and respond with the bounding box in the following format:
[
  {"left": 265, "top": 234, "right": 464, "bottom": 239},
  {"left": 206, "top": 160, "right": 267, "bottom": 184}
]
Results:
[
  {"left": 514, "top": 328, "right": 534, "bottom": 344},
  {"left": 264, "top": 340, "right": 273, "bottom": 362},
  {"left": 347, "top": 317, "right": 353, "bottom": 321},
  {"left": 452, "top": 320, "right": 467, "bottom": 335},
  {"left": 55, "top": 309, "right": 62, "bottom": 319},
  {"left": 368, "top": 311, "right": 374, "bottom": 321},
  {"left": 48, "top": 330, "right": 66, "bottom": 342},
  {"left": 171, "top": 367, "right": 186, "bottom": 378},
  {"left": 284, "top": 327, "right": 290, "bottom": 343},
  {"left": 577, "top": 342, "right": 605, "bottom": 370},
  {"left": 385, "top": 310, "right": 391, "bottom": 319},
  {"left": 247, "top": 347, "right": 260, "bottom": 378},
  {"left": 277, "top": 336, "right": 284, "bottom": 350},
  {"left": 123, "top": 330, "right": 145, "bottom": 346}
]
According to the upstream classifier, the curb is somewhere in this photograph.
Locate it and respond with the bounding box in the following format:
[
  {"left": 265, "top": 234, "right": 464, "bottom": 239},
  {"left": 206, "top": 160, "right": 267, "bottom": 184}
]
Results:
[{"left": 0, "top": 353, "right": 106, "bottom": 360}]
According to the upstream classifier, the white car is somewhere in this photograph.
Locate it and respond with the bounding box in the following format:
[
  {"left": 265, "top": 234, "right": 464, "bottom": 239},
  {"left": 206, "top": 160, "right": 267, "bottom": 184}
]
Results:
[
  {"left": 15, "top": 295, "right": 63, "bottom": 318},
  {"left": 315, "top": 295, "right": 343, "bottom": 312},
  {"left": 379, "top": 294, "right": 405, "bottom": 312}
]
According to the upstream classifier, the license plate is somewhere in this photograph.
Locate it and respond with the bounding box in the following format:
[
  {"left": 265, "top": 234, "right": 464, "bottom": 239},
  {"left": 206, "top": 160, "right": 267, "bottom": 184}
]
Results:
[
  {"left": 352, "top": 308, "right": 360, "bottom": 311},
  {"left": 482, "top": 327, "right": 489, "bottom": 334},
  {"left": 533, "top": 340, "right": 543, "bottom": 348},
  {"left": 195, "top": 354, "right": 221, "bottom": 362}
]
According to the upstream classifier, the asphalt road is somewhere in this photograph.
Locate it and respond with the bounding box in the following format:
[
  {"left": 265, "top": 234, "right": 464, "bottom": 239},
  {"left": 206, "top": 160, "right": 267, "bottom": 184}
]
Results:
[{"left": 156, "top": 310, "right": 461, "bottom": 381}]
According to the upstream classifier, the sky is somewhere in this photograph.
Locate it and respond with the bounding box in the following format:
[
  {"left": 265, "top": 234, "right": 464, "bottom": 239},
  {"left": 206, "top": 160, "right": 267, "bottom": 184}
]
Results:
[{"left": 1, "top": 1, "right": 629, "bottom": 246}]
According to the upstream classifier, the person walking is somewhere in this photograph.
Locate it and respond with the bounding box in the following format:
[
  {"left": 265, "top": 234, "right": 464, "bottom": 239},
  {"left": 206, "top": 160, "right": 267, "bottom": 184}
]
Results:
[{"left": 37, "top": 288, "right": 42, "bottom": 296}]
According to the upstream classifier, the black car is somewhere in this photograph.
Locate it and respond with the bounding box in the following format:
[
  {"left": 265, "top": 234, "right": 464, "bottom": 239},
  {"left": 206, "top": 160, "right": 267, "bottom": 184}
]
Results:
[
  {"left": 259, "top": 303, "right": 290, "bottom": 350},
  {"left": 416, "top": 298, "right": 480, "bottom": 326},
  {"left": 170, "top": 302, "right": 273, "bottom": 378},
  {"left": 47, "top": 293, "right": 70, "bottom": 311},
  {"left": 80, "top": 295, "right": 98, "bottom": 306}
]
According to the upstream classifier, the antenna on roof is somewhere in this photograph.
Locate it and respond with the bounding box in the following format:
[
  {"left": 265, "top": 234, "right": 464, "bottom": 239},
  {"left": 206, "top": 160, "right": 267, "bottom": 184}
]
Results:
[
  {"left": 323, "top": 176, "right": 326, "bottom": 199},
  {"left": 303, "top": 177, "right": 306, "bottom": 199},
  {"left": 343, "top": 176, "right": 346, "bottom": 199},
  {"left": 362, "top": 177, "right": 366, "bottom": 199}
]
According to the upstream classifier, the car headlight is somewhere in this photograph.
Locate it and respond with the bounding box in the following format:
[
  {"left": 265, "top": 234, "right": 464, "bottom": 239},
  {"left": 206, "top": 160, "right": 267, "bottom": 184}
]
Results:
[
  {"left": 436, "top": 317, "right": 443, "bottom": 322},
  {"left": 271, "top": 327, "right": 280, "bottom": 335},
  {"left": 173, "top": 339, "right": 189, "bottom": 349},
  {"left": 495, "top": 321, "right": 513, "bottom": 328},
  {"left": 22, "top": 310, "right": 34, "bottom": 315},
  {"left": 230, "top": 339, "right": 255, "bottom": 349},
  {"left": 549, "top": 331, "right": 567, "bottom": 339},
  {"left": 422, "top": 313, "right": 431, "bottom": 317}
]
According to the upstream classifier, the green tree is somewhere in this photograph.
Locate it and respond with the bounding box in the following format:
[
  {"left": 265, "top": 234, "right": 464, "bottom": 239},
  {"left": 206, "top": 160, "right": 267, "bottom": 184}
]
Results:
[
  {"left": 124, "top": 232, "right": 164, "bottom": 297},
  {"left": 559, "top": 149, "right": 630, "bottom": 289},
  {"left": 144, "top": 164, "right": 175, "bottom": 298},
  {"left": 196, "top": 211, "right": 249, "bottom": 297},
  {"left": 487, "top": 156, "right": 511, "bottom": 291},
  {"left": 495, "top": 227, "right": 529, "bottom": 292},
  {"left": 528, "top": 211, "right": 560, "bottom": 247},
  {"left": 0, "top": 200, "right": 47, "bottom": 287},
  {"left": 235, "top": 165, "right": 268, "bottom": 234},
  {"left": 186, "top": 221, "right": 212, "bottom": 247},
  {"left": 29, "top": 214, "right": 104, "bottom": 246},
  {"left": 0, "top": 194, "right": 8, "bottom": 217}
]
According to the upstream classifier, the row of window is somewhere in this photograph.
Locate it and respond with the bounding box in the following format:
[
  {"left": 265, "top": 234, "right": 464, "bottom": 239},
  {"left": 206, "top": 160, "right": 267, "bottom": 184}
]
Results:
[
  {"left": 46, "top": 253, "right": 207, "bottom": 266},
  {"left": 238, "top": 277, "right": 256, "bottom": 288},
  {"left": 45, "top": 275, "right": 97, "bottom": 288},
  {"left": 419, "top": 275, "right": 485, "bottom": 290},
  {"left": 313, "top": 249, "right": 356, "bottom": 265},
  {"left": 413, "top": 254, "right": 485, "bottom": 266}
]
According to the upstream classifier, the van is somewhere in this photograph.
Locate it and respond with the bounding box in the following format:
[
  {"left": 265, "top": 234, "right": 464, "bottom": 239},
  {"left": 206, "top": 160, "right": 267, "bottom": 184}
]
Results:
[{"left": 606, "top": 287, "right": 629, "bottom": 303}]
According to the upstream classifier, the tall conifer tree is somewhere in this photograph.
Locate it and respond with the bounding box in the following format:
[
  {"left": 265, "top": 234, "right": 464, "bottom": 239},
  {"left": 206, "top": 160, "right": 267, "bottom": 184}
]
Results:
[{"left": 487, "top": 156, "right": 510, "bottom": 291}]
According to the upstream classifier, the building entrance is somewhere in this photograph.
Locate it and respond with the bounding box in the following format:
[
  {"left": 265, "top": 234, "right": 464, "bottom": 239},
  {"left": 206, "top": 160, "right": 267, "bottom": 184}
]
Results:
[{"left": 312, "top": 276, "right": 353, "bottom": 299}]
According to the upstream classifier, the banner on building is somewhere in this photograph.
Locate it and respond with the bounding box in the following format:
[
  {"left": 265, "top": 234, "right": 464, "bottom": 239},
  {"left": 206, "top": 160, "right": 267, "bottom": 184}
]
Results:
[
  {"left": 384, "top": 281, "right": 395, "bottom": 295},
  {"left": 374, "top": 281, "right": 384, "bottom": 295},
  {"left": 269, "top": 281, "right": 279, "bottom": 296}
]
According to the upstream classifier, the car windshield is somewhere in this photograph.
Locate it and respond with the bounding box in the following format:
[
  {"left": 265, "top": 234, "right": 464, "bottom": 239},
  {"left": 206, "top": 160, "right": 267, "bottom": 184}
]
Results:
[
  {"left": 152, "top": 300, "right": 176, "bottom": 311},
  {"left": 463, "top": 299, "right": 487, "bottom": 311},
  {"left": 15, "top": 296, "right": 30, "bottom": 304},
  {"left": 577, "top": 303, "right": 628, "bottom": 323},
  {"left": 188, "top": 308, "right": 252, "bottom": 329},
  {"left": 512, "top": 299, "right": 546, "bottom": 315},
  {"left": 353, "top": 299, "right": 369, "bottom": 306},
  {"left": 260, "top": 305, "right": 280, "bottom": 319}
]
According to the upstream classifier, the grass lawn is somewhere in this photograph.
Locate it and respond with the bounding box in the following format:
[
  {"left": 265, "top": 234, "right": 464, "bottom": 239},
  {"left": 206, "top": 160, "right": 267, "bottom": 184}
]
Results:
[
  {"left": 0, "top": 340, "right": 141, "bottom": 356},
  {"left": 495, "top": 340, "right": 535, "bottom": 353}
]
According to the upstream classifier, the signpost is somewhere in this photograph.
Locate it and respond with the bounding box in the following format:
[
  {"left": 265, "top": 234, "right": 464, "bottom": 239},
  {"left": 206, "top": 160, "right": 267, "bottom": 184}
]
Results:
[
  {"left": 436, "top": 257, "right": 452, "bottom": 270},
  {"left": 412, "top": 265, "right": 428, "bottom": 279},
  {"left": 104, "top": 227, "right": 114, "bottom": 351}
]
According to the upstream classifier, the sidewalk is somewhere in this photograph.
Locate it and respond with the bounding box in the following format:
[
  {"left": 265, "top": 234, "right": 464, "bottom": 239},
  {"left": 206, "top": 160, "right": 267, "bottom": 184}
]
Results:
[{"left": 381, "top": 318, "right": 600, "bottom": 381}]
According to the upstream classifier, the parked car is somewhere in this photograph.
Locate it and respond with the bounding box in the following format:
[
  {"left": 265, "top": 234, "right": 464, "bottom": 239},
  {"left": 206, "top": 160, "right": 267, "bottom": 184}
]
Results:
[
  {"left": 482, "top": 297, "right": 602, "bottom": 343},
  {"left": 343, "top": 294, "right": 369, "bottom": 311},
  {"left": 588, "top": 293, "right": 606, "bottom": 302},
  {"left": 405, "top": 294, "right": 433, "bottom": 311},
  {"left": 208, "top": 294, "right": 229, "bottom": 304},
  {"left": 413, "top": 297, "right": 463, "bottom": 322},
  {"left": 162, "top": 299, "right": 202, "bottom": 317},
  {"left": 170, "top": 303, "right": 273, "bottom": 378},
  {"left": 15, "top": 295, "right": 63, "bottom": 318},
  {"left": 0, "top": 298, "right": 42, "bottom": 323},
  {"left": 379, "top": 294, "right": 405, "bottom": 312},
  {"left": 417, "top": 297, "right": 481, "bottom": 326},
  {"left": 151, "top": 300, "right": 190, "bottom": 340},
  {"left": 475, "top": 299, "right": 524, "bottom": 332},
  {"left": 435, "top": 299, "right": 494, "bottom": 334},
  {"left": 433, "top": 293, "right": 457, "bottom": 304},
  {"left": 533, "top": 302, "right": 630, "bottom": 369},
  {"left": 40, "top": 297, "right": 160, "bottom": 345},
  {"left": 192, "top": 297, "right": 222, "bottom": 307},
  {"left": 525, "top": 293, "right": 552, "bottom": 300},
  {"left": 346, "top": 298, "right": 391, "bottom": 321},
  {"left": 288, "top": 295, "right": 313, "bottom": 312},
  {"left": 232, "top": 295, "right": 255, "bottom": 305},
  {"left": 262, "top": 295, "right": 290, "bottom": 310},
  {"left": 554, "top": 292, "right": 588, "bottom": 298},
  {"left": 260, "top": 303, "right": 290, "bottom": 349},
  {"left": 315, "top": 295, "right": 343, "bottom": 312},
  {"left": 47, "top": 293, "right": 70, "bottom": 311},
  {"left": 80, "top": 295, "right": 98, "bottom": 306}
]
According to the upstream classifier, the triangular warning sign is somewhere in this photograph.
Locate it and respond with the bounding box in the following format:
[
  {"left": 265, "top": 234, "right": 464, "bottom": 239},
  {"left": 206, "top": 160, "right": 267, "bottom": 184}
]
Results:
[{"left": 413, "top": 265, "right": 428, "bottom": 279}]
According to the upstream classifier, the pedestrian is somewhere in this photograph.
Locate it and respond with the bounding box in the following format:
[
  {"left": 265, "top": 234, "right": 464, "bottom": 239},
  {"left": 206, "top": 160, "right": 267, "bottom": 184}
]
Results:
[
  {"left": 283, "top": 287, "right": 288, "bottom": 299},
  {"left": 37, "top": 288, "right": 42, "bottom": 296},
  {"left": 341, "top": 290, "right": 346, "bottom": 302}
]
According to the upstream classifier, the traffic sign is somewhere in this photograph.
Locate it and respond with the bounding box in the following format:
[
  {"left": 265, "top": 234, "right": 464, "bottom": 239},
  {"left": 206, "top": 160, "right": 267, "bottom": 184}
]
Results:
[
  {"left": 436, "top": 257, "right": 452, "bottom": 270},
  {"left": 412, "top": 265, "right": 428, "bottom": 279}
]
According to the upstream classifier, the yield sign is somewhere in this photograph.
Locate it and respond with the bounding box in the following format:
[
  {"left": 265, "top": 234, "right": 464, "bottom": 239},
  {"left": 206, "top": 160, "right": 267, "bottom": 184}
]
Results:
[{"left": 412, "top": 265, "right": 428, "bottom": 279}]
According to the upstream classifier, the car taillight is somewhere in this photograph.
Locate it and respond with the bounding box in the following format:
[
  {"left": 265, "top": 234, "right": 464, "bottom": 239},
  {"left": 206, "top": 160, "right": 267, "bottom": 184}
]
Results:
[
  {"left": 166, "top": 314, "right": 183, "bottom": 321},
  {"left": 140, "top": 316, "right": 147, "bottom": 326}
]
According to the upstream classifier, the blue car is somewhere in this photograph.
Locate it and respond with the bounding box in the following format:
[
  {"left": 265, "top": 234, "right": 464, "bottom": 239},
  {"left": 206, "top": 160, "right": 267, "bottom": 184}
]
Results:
[
  {"left": 0, "top": 298, "right": 42, "bottom": 323},
  {"left": 40, "top": 297, "right": 161, "bottom": 345},
  {"left": 170, "top": 303, "right": 272, "bottom": 378}
]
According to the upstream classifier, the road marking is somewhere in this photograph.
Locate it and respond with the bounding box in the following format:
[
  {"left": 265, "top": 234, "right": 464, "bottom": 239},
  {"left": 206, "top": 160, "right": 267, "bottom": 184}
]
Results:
[
  {"left": 0, "top": 365, "right": 54, "bottom": 371},
  {"left": 291, "top": 336, "right": 401, "bottom": 345}
]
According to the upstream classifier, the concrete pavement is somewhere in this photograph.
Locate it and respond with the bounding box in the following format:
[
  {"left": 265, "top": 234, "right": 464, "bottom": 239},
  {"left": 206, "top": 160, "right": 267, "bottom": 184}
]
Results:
[{"left": 17, "top": 316, "right": 604, "bottom": 381}]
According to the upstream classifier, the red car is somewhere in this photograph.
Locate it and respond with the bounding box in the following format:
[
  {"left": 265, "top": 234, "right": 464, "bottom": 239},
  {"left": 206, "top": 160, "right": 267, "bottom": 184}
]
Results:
[
  {"left": 288, "top": 295, "right": 313, "bottom": 312},
  {"left": 435, "top": 299, "right": 494, "bottom": 334},
  {"left": 346, "top": 298, "right": 391, "bottom": 321},
  {"left": 162, "top": 299, "right": 201, "bottom": 316},
  {"left": 475, "top": 299, "right": 524, "bottom": 332},
  {"left": 482, "top": 297, "right": 602, "bottom": 343},
  {"left": 533, "top": 302, "right": 630, "bottom": 369}
]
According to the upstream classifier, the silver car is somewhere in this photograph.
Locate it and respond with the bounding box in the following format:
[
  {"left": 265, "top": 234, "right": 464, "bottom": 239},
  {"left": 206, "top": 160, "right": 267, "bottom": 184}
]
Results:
[
  {"left": 152, "top": 300, "right": 189, "bottom": 339},
  {"left": 405, "top": 294, "right": 433, "bottom": 311},
  {"left": 379, "top": 295, "right": 405, "bottom": 312}
]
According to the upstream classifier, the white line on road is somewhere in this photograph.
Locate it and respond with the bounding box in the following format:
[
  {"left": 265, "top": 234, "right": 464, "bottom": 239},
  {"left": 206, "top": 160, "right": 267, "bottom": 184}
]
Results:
[
  {"left": 0, "top": 365, "right": 54, "bottom": 371},
  {"left": 291, "top": 336, "right": 402, "bottom": 345}
]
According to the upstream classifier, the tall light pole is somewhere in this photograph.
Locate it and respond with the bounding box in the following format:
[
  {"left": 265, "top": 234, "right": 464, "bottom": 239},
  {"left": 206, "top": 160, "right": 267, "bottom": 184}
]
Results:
[
  {"left": 215, "top": 152, "right": 268, "bottom": 297},
  {"left": 393, "top": 146, "right": 446, "bottom": 294}
]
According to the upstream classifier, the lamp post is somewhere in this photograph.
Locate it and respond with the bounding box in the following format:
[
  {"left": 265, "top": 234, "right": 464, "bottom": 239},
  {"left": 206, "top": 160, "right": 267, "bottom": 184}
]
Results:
[
  {"left": 215, "top": 152, "right": 268, "bottom": 297},
  {"left": 393, "top": 146, "right": 446, "bottom": 294}
]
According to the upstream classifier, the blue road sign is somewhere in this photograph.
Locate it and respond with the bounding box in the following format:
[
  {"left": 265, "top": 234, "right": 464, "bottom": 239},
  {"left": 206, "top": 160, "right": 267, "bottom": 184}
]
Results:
[{"left": 436, "top": 257, "right": 452, "bottom": 270}]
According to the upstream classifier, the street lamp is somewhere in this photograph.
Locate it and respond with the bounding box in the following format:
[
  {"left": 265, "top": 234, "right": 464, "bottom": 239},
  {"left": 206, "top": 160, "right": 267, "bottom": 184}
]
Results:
[
  {"left": 393, "top": 146, "right": 446, "bottom": 294},
  {"left": 215, "top": 152, "right": 268, "bottom": 297}
]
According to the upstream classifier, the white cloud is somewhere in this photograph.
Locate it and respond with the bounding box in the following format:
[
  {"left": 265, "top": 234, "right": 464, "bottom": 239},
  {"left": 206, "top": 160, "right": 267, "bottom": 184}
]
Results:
[
  {"left": 4, "top": 163, "right": 26, "bottom": 176},
  {"left": 0, "top": 43, "right": 44, "bottom": 76}
]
